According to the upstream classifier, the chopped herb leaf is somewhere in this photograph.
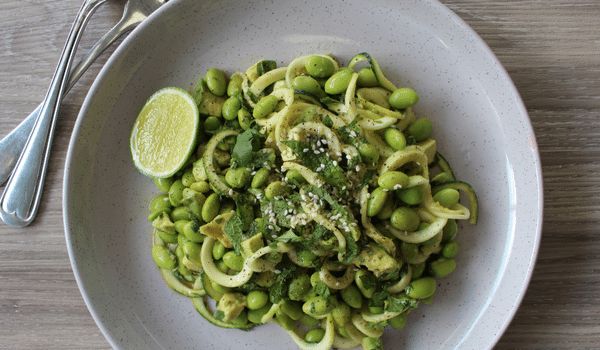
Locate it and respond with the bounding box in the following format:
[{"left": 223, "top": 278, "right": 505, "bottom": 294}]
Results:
[
  {"left": 257, "top": 60, "right": 277, "bottom": 76},
  {"left": 224, "top": 213, "right": 244, "bottom": 255},
  {"left": 269, "top": 257, "right": 297, "bottom": 303},
  {"left": 214, "top": 309, "right": 225, "bottom": 321},
  {"left": 342, "top": 231, "right": 361, "bottom": 263},
  {"left": 282, "top": 140, "right": 348, "bottom": 193},
  {"left": 386, "top": 296, "right": 419, "bottom": 313},
  {"left": 313, "top": 280, "right": 331, "bottom": 300},
  {"left": 359, "top": 273, "right": 378, "bottom": 292},
  {"left": 231, "top": 128, "right": 270, "bottom": 168},
  {"left": 357, "top": 169, "right": 376, "bottom": 191}
]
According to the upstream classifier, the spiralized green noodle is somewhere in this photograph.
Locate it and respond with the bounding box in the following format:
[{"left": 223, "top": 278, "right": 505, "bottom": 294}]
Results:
[{"left": 146, "top": 53, "right": 479, "bottom": 350}]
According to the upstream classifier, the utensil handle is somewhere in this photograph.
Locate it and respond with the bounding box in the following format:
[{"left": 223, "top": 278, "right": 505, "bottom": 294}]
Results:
[
  {"left": 0, "top": 0, "right": 105, "bottom": 227},
  {"left": 0, "top": 0, "right": 134, "bottom": 186}
]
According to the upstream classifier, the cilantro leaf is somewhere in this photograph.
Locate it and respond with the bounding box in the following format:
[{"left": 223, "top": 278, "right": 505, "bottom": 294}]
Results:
[
  {"left": 231, "top": 128, "right": 269, "bottom": 168},
  {"left": 224, "top": 213, "right": 244, "bottom": 255},
  {"left": 386, "top": 295, "right": 419, "bottom": 313}
]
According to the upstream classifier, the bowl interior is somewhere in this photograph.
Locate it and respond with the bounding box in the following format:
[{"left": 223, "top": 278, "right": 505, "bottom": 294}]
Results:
[{"left": 63, "top": 0, "right": 542, "bottom": 349}]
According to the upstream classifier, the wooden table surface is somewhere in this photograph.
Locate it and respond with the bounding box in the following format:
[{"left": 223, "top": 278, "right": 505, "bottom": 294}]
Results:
[{"left": 0, "top": 0, "right": 598, "bottom": 349}]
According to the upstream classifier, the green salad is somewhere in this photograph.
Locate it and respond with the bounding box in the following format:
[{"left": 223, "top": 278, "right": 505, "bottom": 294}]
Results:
[{"left": 138, "top": 53, "right": 478, "bottom": 350}]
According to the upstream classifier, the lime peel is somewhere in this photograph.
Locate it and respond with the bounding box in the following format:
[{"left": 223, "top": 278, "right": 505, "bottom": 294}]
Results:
[{"left": 130, "top": 87, "right": 199, "bottom": 178}]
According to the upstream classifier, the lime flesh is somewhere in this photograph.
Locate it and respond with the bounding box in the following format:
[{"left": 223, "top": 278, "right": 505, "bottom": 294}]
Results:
[{"left": 130, "top": 87, "right": 199, "bottom": 178}]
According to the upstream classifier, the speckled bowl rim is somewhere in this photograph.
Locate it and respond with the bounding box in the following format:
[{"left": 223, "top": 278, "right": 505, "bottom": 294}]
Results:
[{"left": 63, "top": 0, "right": 543, "bottom": 349}]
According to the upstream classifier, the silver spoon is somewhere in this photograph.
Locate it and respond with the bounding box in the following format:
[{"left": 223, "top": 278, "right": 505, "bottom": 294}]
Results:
[{"left": 0, "top": 0, "right": 167, "bottom": 186}]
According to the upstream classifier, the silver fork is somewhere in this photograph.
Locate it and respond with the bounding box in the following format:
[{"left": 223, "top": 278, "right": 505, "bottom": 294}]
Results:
[
  {"left": 0, "top": 0, "right": 167, "bottom": 186},
  {"left": 0, "top": 0, "right": 167, "bottom": 227}
]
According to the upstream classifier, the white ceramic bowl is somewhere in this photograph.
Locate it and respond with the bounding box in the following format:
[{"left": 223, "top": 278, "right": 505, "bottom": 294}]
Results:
[{"left": 63, "top": 0, "right": 543, "bottom": 349}]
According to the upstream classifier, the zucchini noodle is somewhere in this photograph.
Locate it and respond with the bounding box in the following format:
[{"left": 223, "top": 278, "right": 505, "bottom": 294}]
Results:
[{"left": 144, "top": 53, "right": 479, "bottom": 349}]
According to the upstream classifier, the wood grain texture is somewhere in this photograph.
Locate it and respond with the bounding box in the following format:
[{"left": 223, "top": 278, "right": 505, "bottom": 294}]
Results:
[{"left": 0, "top": 0, "right": 599, "bottom": 349}]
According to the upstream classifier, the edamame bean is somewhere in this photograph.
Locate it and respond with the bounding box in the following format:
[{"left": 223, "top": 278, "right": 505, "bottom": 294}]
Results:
[
  {"left": 155, "top": 227, "right": 177, "bottom": 244},
  {"left": 362, "top": 337, "right": 383, "bottom": 350},
  {"left": 411, "top": 262, "right": 426, "bottom": 279},
  {"left": 190, "top": 180, "right": 211, "bottom": 193},
  {"left": 205, "top": 68, "right": 227, "bottom": 96},
  {"left": 281, "top": 300, "right": 304, "bottom": 320},
  {"left": 357, "top": 68, "right": 378, "bottom": 87},
  {"left": 332, "top": 300, "right": 351, "bottom": 327},
  {"left": 175, "top": 220, "right": 190, "bottom": 236},
  {"left": 428, "top": 258, "right": 456, "bottom": 278},
  {"left": 340, "top": 285, "right": 363, "bottom": 309},
  {"left": 296, "top": 250, "right": 317, "bottom": 267},
  {"left": 227, "top": 74, "right": 243, "bottom": 97},
  {"left": 265, "top": 181, "right": 291, "bottom": 200},
  {"left": 406, "top": 118, "right": 433, "bottom": 142},
  {"left": 389, "top": 88, "right": 419, "bottom": 110},
  {"left": 384, "top": 128, "right": 406, "bottom": 151},
  {"left": 231, "top": 309, "right": 248, "bottom": 326},
  {"left": 305, "top": 55, "right": 335, "bottom": 79},
  {"left": 247, "top": 290, "right": 269, "bottom": 310},
  {"left": 368, "top": 305, "right": 384, "bottom": 314},
  {"left": 203, "top": 116, "right": 222, "bottom": 133},
  {"left": 286, "top": 169, "right": 307, "bottom": 185},
  {"left": 238, "top": 108, "right": 252, "bottom": 130},
  {"left": 400, "top": 242, "right": 419, "bottom": 264},
  {"left": 222, "top": 251, "right": 244, "bottom": 271},
  {"left": 202, "top": 193, "right": 221, "bottom": 222},
  {"left": 431, "top": 172, "right": 453, "bottom": 184},
  {"left": 276, "top": 308, "right": 295, "bottom": 330},
  {"left": 152, "top": 245, "right": 176, "bottom": 270},
  {"left": 442, "top": 241, "right": 460, "bottom": 258},
  {"left": 155, "top": 177, "right": 174, "bottom": 192},
  {"left": 292, "top": 75, "right": 325, "bottom": 97},
  {"left": 288, "top": 274, "right": 311, "bottom": 301},
  {"left": 299, "top": 314, "right": 320, "bottom": 327},
  {"left": 397, "top": 186, "right": 425, "bottom": 205},
  {"left": 225, "top": 167, "right": 251, "bottom": 188},
  {"left": 181, "top": 168, "right": 195, "bottom": 187},
  {"left": 212, "top": 240, "right": 226, "bottom": 260},
  {"left": 222, "top": 96, "right": 242, "bottom": 121},
  {"left": 182, "top": 221, "right": 204, "bottom": 242},
  {"left": 216, "top": 259, "right": 229, "bottom": 273},
  {"left": 357, "top": 142, "right": 380, "bottom": 164},
  {"left": 433, "top": 188, "right": 460, "bottom": 208},
  {"left": 302, "top": 296, "right": 336, "bottom": 317},
  {"left": 442, "top": 219, "right": 457, "bottom": 242},
  {"left": 150, "top": 194, "right": 172, "bottom": 214},
  {"left": 182, "top": 241, "right": 202, "bottom": 265},
  {"left": 168, "top": 179, "right": 185, "bottom": 206},
  {"left": 253, "top": 95, "right": 279, "bottom": 119},
  {"left": 251, "top": 167, "right": 270, "bottom": 188},
  {"left": 367, "top": 187, "right": 388, "bottom": 217},
  {"left": 171, "top": 206, "right": 191, "bottom": 222},
  {"left": 324, "top": 68, "right": 354, "bottom": 95},
  {"left": 210, "top": 279, "right": 231, "bottom": 294},
  {"left": 378, "top": 171, "right": 409, "bottom": 190},
  {"left": 390, "top": 207, "right": 420, "bottom": 231},
  {"left": 388, "top": 312, "right": 408, "bottom": 329},
  {"left": 355, "top": 270, "right": 377, "bottom": 298},
  {"left": 406, "top": 277, "right": 436, "bottom": 299},
  {"left": 247, "top": 303, "right": 272, "bottom": 324},
  {"left": 375, "top": 196, "right": 395, "bottom": 220},
  {"left": 305, "top": 328, "right": 326, "bottom": 343}
]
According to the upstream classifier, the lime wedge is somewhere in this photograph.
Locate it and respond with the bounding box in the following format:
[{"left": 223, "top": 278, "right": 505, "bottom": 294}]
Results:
[{"left": 130, "top": 87, "right": 199, "bottom": 178}]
